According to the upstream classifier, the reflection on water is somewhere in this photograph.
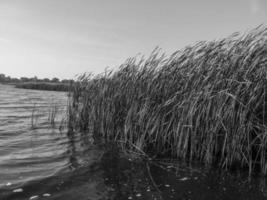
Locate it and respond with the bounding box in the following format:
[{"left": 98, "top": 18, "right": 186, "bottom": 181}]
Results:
[{"left": 1, "top": 84, "right": 267, "bottom": 200}]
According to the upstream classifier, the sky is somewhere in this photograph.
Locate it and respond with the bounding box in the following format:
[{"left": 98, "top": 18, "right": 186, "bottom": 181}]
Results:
[{"left": 0, "top": 0, "right": 266, "bottom": 80}]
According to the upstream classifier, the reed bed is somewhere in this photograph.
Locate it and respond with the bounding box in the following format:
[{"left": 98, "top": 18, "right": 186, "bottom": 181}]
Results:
[{"left": 68, "top": 26, "right": 267, "bottom": 174}]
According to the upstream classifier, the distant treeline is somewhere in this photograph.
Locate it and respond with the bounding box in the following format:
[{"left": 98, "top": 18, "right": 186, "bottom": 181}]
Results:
[
  {"left": 15, "top": 82, "right": 71, "bottom": 92},
  {"left": 0, "top": 73, "right": 74, "bottom": 84},
  {"left": 0, "top": 74, "right": 74, "bottom": 91}
]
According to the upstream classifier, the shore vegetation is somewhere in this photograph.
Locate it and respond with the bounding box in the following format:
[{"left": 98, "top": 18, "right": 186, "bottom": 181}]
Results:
[{"left": 67, "top": 26, "right": 267, "bottom": 174}]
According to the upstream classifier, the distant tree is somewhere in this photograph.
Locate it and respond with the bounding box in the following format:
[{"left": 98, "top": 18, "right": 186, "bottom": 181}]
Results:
[
  {"left": 20, "top": 77, "right": 30, "bottom": 82},
  {"left": 61, "top": 79, "right": 73, "bottom": 84},
  {"left": 69, "top": 79, "right": 74, "bottom": 84},
  {"left": 43, "top": 78, "right": 50, "bottom": 82},
  {"left": 11, "top": 77, "right": 20, "bottom": 83},
  {"left": 51, "top": 77, "right": 59, "bottom": 83},
  {"left": 29, "top": 76, "right": 38, "bottom": 82},
  {"left": 0, "top": 74, "right": 6, "bottom": 82},
  {"left": 5, "top": 76, "right": 11, "bottom": 82}
]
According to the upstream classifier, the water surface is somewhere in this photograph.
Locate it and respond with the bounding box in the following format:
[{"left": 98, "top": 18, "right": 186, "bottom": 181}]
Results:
[{"left": 0, "top": 84, "right": 267, "bottom": 200}]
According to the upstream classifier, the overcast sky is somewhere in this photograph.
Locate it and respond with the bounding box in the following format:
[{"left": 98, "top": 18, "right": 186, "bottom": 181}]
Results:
[{"left": 0, "top": 0, "right": 266, "bottom": 79}]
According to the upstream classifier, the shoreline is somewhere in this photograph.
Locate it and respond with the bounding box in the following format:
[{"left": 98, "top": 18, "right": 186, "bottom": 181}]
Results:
[{"left": 14, "top": 82, "right": 71, "bottom": 92}]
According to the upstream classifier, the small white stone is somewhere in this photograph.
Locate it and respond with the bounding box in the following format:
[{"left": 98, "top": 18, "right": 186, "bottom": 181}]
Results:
[
  {"left": 43, "top": 193, "right": 51, "bottom": 197},
  {"left": 165, "top": 184, "right": 170, "bottom": 187},
  {"left": 179, "top": 177, "right": 189, "bottom": 181},
  {"left": 136, "top": 193, "right": 142, "bottom": 197},
  {"left": 29, "top": 195, "right": 39, "bottom": 200},
  {"left": 13, "top": 188, "right": 23, "bottom": 193},
  {"left": 128, "top": 196, "right": 133, "bottom": 199},
  {"left": 6, "top": 182, "right": 12, "bottom": 186}
]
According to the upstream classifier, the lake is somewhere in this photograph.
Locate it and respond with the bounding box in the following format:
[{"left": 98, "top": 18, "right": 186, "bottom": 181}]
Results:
[{"left": 0, "top": 84, "right": 267, "bottom": 200}]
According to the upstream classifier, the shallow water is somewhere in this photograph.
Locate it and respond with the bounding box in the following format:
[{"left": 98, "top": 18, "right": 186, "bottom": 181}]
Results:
[{"left": 0, "top": 84, "right": 267, "bottom": 200}]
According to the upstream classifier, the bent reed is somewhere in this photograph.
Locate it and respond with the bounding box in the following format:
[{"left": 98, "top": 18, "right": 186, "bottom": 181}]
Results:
[{"left": 68, "top": 26, "right": 267, "bottom": 174}]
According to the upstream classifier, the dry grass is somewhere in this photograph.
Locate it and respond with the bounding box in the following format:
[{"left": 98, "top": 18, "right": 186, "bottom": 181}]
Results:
[{"left": 68, "top": 26, "right": 267, "bottom": 174}]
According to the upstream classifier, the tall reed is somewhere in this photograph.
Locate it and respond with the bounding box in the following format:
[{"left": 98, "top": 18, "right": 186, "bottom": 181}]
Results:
[
  {"left": 68, "top": 26, "right": 267, "bottom": 174},
  {"left": 48, "top": 103, "right": 59, "bottom": 128},
  {"left": 30, "top": 103, "right": 39, "bottom": 129}
]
